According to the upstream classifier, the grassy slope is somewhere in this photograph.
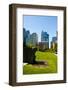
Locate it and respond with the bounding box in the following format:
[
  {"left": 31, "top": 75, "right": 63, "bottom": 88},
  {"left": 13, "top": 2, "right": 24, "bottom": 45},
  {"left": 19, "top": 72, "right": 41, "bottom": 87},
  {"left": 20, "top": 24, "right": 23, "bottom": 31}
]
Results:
[{"left": 23, "top": 51, "right": 57, "bottom": 74}]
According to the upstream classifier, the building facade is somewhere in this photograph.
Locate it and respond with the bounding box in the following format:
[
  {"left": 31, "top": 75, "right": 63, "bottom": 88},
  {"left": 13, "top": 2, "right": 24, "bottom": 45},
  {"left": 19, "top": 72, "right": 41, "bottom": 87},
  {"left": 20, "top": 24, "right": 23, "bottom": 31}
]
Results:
[
  {"left": 23, "top": 28, "right": 30, "bottom": 46},
  {"left": 23, "top": 28, "right": 38, "bottom": 47},
  {"left": 51, "top": 31, "right": 57, "bottom": 52},
  {"left": 38, "top": 42, "right": 49, "bottom": 51},
  {"left": 41, "top": 31, "right": 49, "bottom": 50},
  {"left": 30, "top": 33, "right": 38, "bottom": 47}
]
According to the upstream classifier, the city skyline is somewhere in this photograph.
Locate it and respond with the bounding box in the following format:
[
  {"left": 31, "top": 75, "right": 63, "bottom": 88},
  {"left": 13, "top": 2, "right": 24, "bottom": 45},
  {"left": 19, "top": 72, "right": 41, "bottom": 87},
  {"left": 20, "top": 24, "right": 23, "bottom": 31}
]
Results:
[
  {"left": 23, "top": 15, "right": 57, "bottom": 47},
  {"left": 23, "top": 28, "right": 49, "bottom": 42},
  {"left": 23, "top": 28, "right": 49, "bottom": 50}
]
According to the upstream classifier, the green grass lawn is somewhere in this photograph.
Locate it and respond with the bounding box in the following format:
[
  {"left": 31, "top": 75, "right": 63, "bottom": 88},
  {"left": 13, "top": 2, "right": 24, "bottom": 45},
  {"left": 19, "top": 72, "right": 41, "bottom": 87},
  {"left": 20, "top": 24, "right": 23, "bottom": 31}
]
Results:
[{"left": 23, "top": 51, "right": 57, "bottom": 75}]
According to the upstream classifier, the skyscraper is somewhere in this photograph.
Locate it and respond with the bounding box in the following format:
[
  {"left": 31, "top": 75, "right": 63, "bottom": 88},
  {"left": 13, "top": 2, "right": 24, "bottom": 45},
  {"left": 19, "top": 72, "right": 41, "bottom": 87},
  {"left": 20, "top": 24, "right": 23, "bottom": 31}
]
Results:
[
  {"left": 52, "top": 37, "right": 57, "bottom": 43},
  {"left": 51, "top": 31, "right": 57, "bottom": 52},
  {"left": 23, "top": 28, "right": 30, "bottom": 46},
  {"left": 30, "top": 33, "right": 38, "bottom": 47},
  {"left": 23, "top": 28, "right": 38, "bottom": 47},
  {"left": 26, "top": 30, "right": 31, "bottom": 46},
  {"left": 41, "top": 31, "right": 49, "bottom": 49}
]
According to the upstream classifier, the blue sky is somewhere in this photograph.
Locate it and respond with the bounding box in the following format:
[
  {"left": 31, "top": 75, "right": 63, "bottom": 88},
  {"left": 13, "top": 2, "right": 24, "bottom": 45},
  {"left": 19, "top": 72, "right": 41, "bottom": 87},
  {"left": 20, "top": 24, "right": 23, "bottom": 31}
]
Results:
[{"left": 23, "top": 15, "right": 57, "bottom": 47}]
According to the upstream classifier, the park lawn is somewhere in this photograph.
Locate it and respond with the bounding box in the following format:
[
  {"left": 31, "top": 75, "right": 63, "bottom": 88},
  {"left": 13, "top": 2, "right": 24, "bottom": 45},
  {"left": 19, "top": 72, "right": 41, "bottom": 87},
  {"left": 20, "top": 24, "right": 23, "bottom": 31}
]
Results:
[{"left": 23, "top": 51, "right": 57, "bottom": 75}]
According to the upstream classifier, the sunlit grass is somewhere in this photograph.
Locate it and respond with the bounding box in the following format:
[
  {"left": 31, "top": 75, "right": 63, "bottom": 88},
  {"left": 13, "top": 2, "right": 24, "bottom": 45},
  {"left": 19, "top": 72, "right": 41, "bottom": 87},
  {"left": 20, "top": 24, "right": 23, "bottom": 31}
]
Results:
[{"left": 23, "top": 51, "right": 57, "bottom": 75}]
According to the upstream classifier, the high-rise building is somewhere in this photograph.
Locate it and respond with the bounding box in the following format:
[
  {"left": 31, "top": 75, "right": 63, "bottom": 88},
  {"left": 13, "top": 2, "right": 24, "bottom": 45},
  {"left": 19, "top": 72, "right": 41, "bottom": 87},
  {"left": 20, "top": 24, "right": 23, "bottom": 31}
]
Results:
[
  {"left": 51, "top": 31, "right": 57, "bottom": 52},
  {"left": 30, "top": 33, "right": 38, "bottom": 47},
  {"left": 51, "top": 37, "right": 57, "bottom": 50},
  {"left": 38, "top": 42, "right": 49, "bottom": 51},
  {"left": 23, "top": 28, "right": 38, "bottom": 47},
  {"left": 23, "top": 28, "right": 30, "bottom": 46},
  {"left": 41, "top": 31, "right": 49, "bottom": 49},
  {"left": 52, "top": 37, "right": 57, "bottom": 43},
  {"left": 26, "top": 30, "right": 31, "bottom": 46}
]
